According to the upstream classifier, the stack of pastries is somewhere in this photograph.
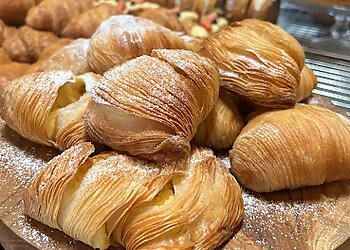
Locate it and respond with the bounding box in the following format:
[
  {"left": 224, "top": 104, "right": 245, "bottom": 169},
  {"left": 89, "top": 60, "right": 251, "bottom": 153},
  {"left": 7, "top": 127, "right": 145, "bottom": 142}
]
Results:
[{"left": 0, "top": 1, "right": 349, "bottom": 249}]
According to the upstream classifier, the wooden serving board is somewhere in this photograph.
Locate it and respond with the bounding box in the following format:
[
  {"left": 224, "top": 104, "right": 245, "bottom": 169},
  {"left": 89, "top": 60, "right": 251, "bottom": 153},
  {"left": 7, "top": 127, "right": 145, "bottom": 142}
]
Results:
[{"left": 0, "top": 118, "right": 350, "bottom": 250}]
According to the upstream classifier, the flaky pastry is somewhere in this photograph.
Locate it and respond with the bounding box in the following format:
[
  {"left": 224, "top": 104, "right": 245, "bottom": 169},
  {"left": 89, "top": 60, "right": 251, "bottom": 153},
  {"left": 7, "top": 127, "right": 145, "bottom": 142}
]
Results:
[
  {"left": 24, "top": 142, "right": 243, "bottom": 250},
  {"left": 200, "top": 19, "right": 305, "bottom": 108},
  {"left": 36, "top": 39, "right": 90, "bottom": 75},
  {"left": 26, "top": 0, "right": 95, "bottom": 34},
  {"left": 296, "top": 65, "right": 318, "bottom": 102},
  {"left": 0, "top": 70, "right": 100, "bottom": 151},
  {"left": 87, "top": 15, "right": 187, "bottom": 74},
  {"left": 85, "top": 49, "right": 220, "bottom": 161},
  {"left": 0, "top": 0, "right": 35, "bottom": 25},
  {"left": 193, "top": 89, "right": 245, "bottom": 150},
  {"left": 61, "top": 2, "right": 122, "bottom": 39},
  {"left": 230, "top": 104, "right": 350, "bottom": 192},
  {"left": 2, "top": 26, "right": 58, "bottom": 63}
]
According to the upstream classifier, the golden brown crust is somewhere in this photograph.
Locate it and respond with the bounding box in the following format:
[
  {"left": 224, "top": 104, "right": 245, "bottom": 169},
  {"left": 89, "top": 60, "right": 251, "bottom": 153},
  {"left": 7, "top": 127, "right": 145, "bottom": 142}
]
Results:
[
  {"left": 87, "top": 15, "right": 187, "bottom": 74},
  {"left": 222, "top": 0, "right": 251, "bottom": 22},
  {"left": 0, "top": 49, "right": 11, "bottom": 65},
  {"left": 200, "top": 19, "right": 305, "bottom": 108},
  {"left": 37, "top": 38, "right": 73, "bottom": 61},
  {"left": 230, "top": 104, "right": 350, "bottom": 192},
  {"left": 131, "top": 8, "right": 184, "bottom": 32},
  {"left": 2, "top": 26, "right": 58, "bottom": 63},
  {"left": 296, "top": 65, "right": 318, "bottom": 102},
  {"left": 178, "top": 34, "right": 203, "bottom": 52},
  {"left": 37, "top": 38, "right": 90, "bottom": 75},
  {"left": 0, "top": 71, "right": 93, "bottom": 150},
  {"left": 0, "top": 0, "right": 35, "bottom": 25},
  {"left": 24, "top": 143, "right": 243, "bottom": 250},
  {"left": 85, "top": 49, "right": 220, "bottom": 161},
  {"left": 193, "top": 89, "right": 245, "bottom": 150},
  {"left": 61, "top": 2, "right": 122, "bottom": 39},
  {"left": 26, "top": 0, "right": 95, "bottom": 34},
  {"left": 303, "top": 94, "right": 348, "bottom": 117}
]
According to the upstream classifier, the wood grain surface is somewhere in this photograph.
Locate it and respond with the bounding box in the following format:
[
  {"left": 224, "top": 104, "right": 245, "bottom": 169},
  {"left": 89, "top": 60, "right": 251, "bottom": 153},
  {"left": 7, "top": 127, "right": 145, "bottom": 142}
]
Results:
[{"left": 0, "top": 118, "right": 349, "bottom": 250}]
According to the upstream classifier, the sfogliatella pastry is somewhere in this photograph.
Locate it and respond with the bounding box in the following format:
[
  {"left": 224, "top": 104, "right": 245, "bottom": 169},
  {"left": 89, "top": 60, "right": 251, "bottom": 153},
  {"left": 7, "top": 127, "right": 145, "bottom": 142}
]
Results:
[
  {"left": 193, "top": 89, "right": 245, "bottom": 150},
  {"left": 303, "top": 94, "right": 349, "bottom": 117},
  {"left": 230, "top": 104, "right": 350, "bottom": 192},
  {"left": 0, "top": 70, "right": 100, "bottom": 151},
  {"left": 26, "top": 0, "right": 95, "bottom": 34},
  {"left": 0, "top": 49, "right": 11, "bottom": 65},
  {"left": 35, "top": 39, "right": 90, "bottom": 75},
  {"left": 296, "top": 65, "right": 318, "bottom": 102},
  {"left": 24, "top": 142, "right": 243, "bottom": 250},
  {"left": 0, "top": 0, "right": 35, "bottom": 25},
  {"left": 200, "top": 19, "right": 305, "bottom": 108},
  {"left": 87, "top": 15, "right": 187, "bottom": 74},
  {"left": 85, "top": 49, "right": 220, "bottom": 161},
  {"left": 61, "top": 2, "right": 123, "bottom": 39},
  {"left": 2, "top": 26, "right": 58, "bottom": 63}
]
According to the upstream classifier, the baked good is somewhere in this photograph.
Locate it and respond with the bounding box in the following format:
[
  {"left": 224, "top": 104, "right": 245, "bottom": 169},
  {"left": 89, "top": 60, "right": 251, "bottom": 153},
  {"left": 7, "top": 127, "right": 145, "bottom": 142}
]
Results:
[
  {"left": 200, "top": 19, "right": 305, "bottom": 108},
  {"left": 24, "top": 142, "right": 243, "bottom": 249},
  {"left": 0, "top": 49, "right": 11, "bottom": 65},
  {"left": 0, "top": 0, "right": 35, "bottom": 25},
  {"left": 221, "top": 0, "right": 251, "bottom": 22},
  {"left": 26, "top": 0, "right": 95, "bottom": 34},
  {"left": 36, "top": 38, "right": 73, "bottom": 61},
  {"left": 230, "top": 104, "right": 350, "bottom": 192},
  {"left": 61, "top": 2, "right": 122, "bottom": 39},
  {"left": 0, "top": 22, "right": 19, "bottom": 45},
  {"left": 87, "top": 15, "right": 187, "bottom": 74},
  {"left": 245, "top": 0, "right": 280, "bottom": 23},
  {"left": 303, "top": 94, "right": 349, "bottom": 117},
  {"left": 0, "top": 71, "right": 99, "bottom": 151},
  {"left": 2, "top": 26, "right": 58, "bottom": 63},
  {"left": 296, "top": 65, "right": 318, "bottom": 102},
  {"left": 178, "top": 34, "right": 203, "bottom": 52},
  {"left": 36, "top": 39, "right": 90, "bottom": 75},
  {"left": 193, "top": 89, "right": 245, "bottom": 150},
  {"left": 131, "top": 7, "right": 184, "bottom": 32},
  {"left": 0, "top": 62, "right": 31, "bottom": 88},
  {"left": 85, "top": 49, "right": 220, "bottom": 161}
]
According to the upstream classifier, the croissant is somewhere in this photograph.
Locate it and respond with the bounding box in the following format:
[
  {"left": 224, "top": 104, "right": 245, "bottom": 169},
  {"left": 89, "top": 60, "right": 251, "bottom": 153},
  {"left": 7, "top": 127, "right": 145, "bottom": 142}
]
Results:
[
  {"left": 0, "top": 0, "right": 35, "bottom": 25},
  {"left": 0, "top": 21, "right": 19, "bottom": 47},
  {"left": 0, "top": 49, "right": 11, "bottom": 65},
  {"left": 296, "top": 65, "right": 318, "bottom": 102},
  {"left": 131, "top": 8, "right": 184, "bottom": 32},
  {"left": 2, "top": 26, "right": 58, "bottom": 63},
  {"left": 24, "top": 142, "right": 243, "bottom": 250},
  {"left": 230, "top": 104, "right": 350, "bottom": 192},
  {"left": 61, "top": 2, "right": 122, "bottom": 39},
  {"left": 36, "top": 39, "right": 90, "bottom": 75},
  {"left": 26, "top": 0, "right": 95, "bottom": 34},
  {"left": 200, "top": 19, "right": 305, "bottom": 108},
  {"left": 87, "top": 15, "right": 187, "bottom": 74},
  {"left": 193, "top": 89, "right": 245, "bottom": 150},
  {"left": 85, "top": 49, "right": 220, "bottom": 161},
  {"left": 0, "top": 71, "right": 99, "bottom": 151}
]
